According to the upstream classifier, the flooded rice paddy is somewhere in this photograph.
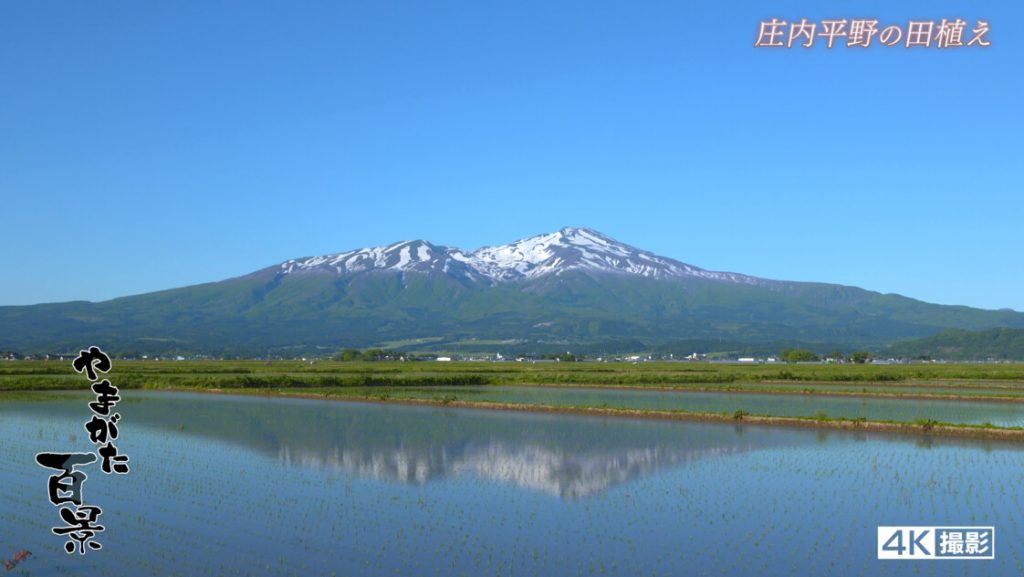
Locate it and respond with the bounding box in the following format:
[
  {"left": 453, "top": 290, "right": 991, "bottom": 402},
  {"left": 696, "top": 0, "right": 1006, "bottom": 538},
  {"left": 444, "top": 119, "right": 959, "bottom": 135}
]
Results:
[{"left": 1, "top": 391, "right": 1022, "bottom": 576}]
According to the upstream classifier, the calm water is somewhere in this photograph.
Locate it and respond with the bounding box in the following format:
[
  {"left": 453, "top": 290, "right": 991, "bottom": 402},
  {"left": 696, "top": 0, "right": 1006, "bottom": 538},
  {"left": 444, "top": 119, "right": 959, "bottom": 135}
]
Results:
[
  {"left": 383, "top": 385, "right": 1024, "bottom": 427},
  {"left": 730, "top": 382, "right": 1024, "bottom": 398},
  {"left": 1, "top": 391, "right": 1022, "bottom": 576}
]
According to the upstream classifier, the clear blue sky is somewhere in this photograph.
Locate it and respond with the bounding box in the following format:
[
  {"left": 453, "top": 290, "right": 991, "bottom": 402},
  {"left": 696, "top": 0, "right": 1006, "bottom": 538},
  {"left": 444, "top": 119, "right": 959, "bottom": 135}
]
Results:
[{"left": 1, "top": 1, "right": 1021, "bottom": 310}]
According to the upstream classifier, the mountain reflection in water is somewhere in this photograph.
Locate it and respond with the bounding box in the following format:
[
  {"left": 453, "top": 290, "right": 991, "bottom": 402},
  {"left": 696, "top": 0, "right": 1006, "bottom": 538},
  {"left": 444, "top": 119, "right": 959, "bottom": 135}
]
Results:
[
  {"left": 146, "top": 392, "right": 810, "bottom": 498},
  {"left": 7, "top": 391, "right": 809, "bottom": 498},
  {"left": 278, "top": 439, "right": 750, "bottom": 498}
]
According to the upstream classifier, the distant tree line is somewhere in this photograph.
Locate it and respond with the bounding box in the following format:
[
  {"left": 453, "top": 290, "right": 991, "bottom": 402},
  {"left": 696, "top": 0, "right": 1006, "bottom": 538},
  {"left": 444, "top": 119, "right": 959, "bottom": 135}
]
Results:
[
  {"left": 780, "top": 348, "right": 874, "bottom": 363},
  {"left": 332, "top": 349, "right": 437, "bottom": 362},
  {"left": 779, "top": 348, "right": 818, "bottom": 362},
  {"left": 514, "top": 352, "right": 578, "bottom": 362},
  {"left": 333, "top": 348, "right": 402, "bottom": 362}
]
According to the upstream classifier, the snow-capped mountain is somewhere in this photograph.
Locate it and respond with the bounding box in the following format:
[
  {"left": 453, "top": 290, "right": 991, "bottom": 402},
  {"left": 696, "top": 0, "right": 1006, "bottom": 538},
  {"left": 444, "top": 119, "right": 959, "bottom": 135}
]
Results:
[
  {"left": 6, "top": 227, "right": 1024, "bottom": 356},
  {"left": 278, "top": 239, "right": 491, "bottom": 283},
  {"left": 278, "top": 227, "right": 763, "bottom": 285}
]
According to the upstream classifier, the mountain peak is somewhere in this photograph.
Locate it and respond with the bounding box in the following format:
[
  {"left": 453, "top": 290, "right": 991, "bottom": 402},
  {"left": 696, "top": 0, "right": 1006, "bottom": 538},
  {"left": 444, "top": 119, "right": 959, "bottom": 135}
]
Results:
[
  {"left": 277, "top": 228, "right": 764, "bottom": 285},
  {"left": 280, "top": 238, "right": 453, "bottom": 276},
  {"left": 471, "top": 227, "right": 646, "bottom": 280}
]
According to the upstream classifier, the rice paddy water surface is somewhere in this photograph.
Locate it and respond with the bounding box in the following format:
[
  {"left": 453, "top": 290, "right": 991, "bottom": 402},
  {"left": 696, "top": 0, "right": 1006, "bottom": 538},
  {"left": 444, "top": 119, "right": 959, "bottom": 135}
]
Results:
[{"left": 1, "top": 391, "right": 1021, "bottom": 576}]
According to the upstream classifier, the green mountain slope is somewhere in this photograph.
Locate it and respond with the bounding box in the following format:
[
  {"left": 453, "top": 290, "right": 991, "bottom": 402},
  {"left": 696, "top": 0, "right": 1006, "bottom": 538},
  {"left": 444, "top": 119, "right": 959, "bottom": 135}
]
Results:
[
  {"left": 887, "top": 328, "right": 1024, "bottom": 360},
  {"left": 2, "top": 267, "right": 1022, "bottom": 356}
]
